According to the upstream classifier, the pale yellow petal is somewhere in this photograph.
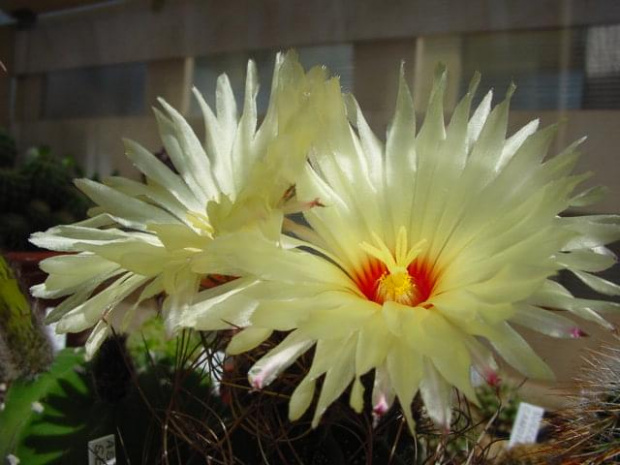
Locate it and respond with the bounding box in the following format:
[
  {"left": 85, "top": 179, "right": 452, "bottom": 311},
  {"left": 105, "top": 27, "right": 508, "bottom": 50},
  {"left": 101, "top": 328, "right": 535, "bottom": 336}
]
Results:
[
  {"left": 289, "top": 377, "right": 316, "bottom": 421},
  {"left": 386, "top": 341, "right": 423, "bottom": 434},
  {"left": 248, "top": 330, "right": 313, "bottom": 390},
  {"left": 355, "top": 312, "right": 392, "bottom": 376},
  {"left": 311, "top": 335, "right": 357, "bottom": 428},
  {"left": 419, "top": 358, "right": 452, "bottom": 430},
  {"left": 227, "top": 327, "right": 273, "bottom": 355}
]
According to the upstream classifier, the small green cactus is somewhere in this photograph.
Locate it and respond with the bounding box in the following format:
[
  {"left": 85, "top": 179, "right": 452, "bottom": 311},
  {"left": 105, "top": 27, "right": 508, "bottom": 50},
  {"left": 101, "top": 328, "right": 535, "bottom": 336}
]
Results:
[
  {"left": 0, "top": 255, "right": 53, "bottom": 382},
  {"left": 21, "top": 149, "right": 73, "bottom": 210},
  {"left": 0, "top": 169, "right": 29, "bottom": 213},
  {"left": 0, "top": 214, "right": 31, "bottom": 251},
  {"left": 0, "top": 132, "right": 93, "bottom": 251}
]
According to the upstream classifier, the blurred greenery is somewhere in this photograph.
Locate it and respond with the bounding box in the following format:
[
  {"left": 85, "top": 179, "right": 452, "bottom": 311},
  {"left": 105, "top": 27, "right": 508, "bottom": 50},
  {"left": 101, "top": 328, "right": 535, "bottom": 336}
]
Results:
[
  {"left": 0, "top": 332, "right": 219, "bottom": 464},
  {"left": 0, "top": 348, "right": 84, "bottom": 463}
]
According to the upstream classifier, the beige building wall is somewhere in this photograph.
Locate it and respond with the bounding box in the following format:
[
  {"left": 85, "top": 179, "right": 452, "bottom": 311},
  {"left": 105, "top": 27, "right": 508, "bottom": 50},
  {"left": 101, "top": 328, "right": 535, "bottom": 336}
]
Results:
[{"left": 4, "top": 0, "right": 619, "bottom": 213}]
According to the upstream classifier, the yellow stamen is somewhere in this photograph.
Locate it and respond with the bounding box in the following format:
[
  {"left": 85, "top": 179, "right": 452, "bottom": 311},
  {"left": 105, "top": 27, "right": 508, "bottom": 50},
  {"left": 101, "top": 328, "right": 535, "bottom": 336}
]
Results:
[{"left": 376, "top": 271, "right": 420, "bottom": 305}]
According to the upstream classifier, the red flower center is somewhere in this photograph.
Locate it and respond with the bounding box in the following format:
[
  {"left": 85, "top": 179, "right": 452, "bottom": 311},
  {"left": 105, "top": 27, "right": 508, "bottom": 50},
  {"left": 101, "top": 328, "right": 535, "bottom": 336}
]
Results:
[{"left": 354, "top": 258, "right": 436, "bottom": 307}]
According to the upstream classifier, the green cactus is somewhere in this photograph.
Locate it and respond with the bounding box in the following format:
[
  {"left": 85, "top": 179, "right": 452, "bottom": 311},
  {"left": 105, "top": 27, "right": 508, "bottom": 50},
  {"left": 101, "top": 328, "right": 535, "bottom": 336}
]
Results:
[
  {"left": 21, "top": 150, "right": 73, "bottom": 210},
  {"left": 0, "top": 214, "right": 31, "bottom": 252},
  {"left": 0, "top": 255, "right": 53, "bottom": 382},
  {"left": 25, "top": 200, "right": 53, "bottom": 232},
  {"left": 0, "top": 140, "right": 92, "bottom": 250},
  {"left": 0, "top": 169, "right": 30, "bottom": 213}
]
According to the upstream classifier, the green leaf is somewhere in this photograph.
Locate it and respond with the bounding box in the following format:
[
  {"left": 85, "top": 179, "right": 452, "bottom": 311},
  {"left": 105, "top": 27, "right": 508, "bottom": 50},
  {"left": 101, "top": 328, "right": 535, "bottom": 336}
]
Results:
[{"left": 0, "top": 348, "right": 85, "bottom": 462}]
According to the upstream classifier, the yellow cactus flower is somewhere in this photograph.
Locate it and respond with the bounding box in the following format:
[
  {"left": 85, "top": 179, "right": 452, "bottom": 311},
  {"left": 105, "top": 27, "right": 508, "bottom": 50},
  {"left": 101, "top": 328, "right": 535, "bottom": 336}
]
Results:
[
  {"left": 30, "top": 52, "right": 329, "bottom": 358},
  {"left": 187, "top": 66, "right": 620, "bottom": 432}
]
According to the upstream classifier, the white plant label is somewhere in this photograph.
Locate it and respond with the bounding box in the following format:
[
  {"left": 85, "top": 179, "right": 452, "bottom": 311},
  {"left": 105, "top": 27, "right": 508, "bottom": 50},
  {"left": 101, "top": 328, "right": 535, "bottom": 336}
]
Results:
[
  {"left": 88, "top": 434, "right": 116, "bottom": 465},
  {"left": 508, "top": 402, "right": 545, "bottom": 448}
]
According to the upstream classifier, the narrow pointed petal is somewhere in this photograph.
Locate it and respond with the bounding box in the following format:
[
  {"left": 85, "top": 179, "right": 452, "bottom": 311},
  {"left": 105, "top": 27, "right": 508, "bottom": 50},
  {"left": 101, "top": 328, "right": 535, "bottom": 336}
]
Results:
[
  {"left": 386, "top": 341, "right": 423, "bottom": 434},
  {"left": 123, "top": 138, "right": 200, "bottom": 211},
  {"left": 557, "top": 249, "right": 617, "bottom": 273},
  {"left": 371, "top": 365, "right": 395, "bottom": 421},
  {"left": 467, "top": 90, "right": 493, "bottom": 147},
  {"left": 248, "top": 331, "right": 313, "bottom": 390},
  {"left": 355, "top": 312, "right": 392, "bottom": 375},
  {"left": 84, "top": 320, "right": 111, "bottom": 360},
  {"left": 311, "top": 335, "right": 356, "bottom": 428},
  {"left": 350, "top": 377, "right": 364, "bottom": 413},
  {"left": 227, "top": 327, "right": 273, "bottom": 355},
  {"left": 76, "top": 179, "right": 179, "bottom": 231},
  {"left": 511, "top": 304, "right": 586, "bottom": 339},
  {"left": 289, "top": 376, "right": 316, "bottom": 421},
  {"left": 571, "top": 185, "right": 609, "bottom": 208},
  {"left": 573, "top": 270, "right": 620, "bottom": 295},
  {"left": 486, "top": 322, "right": 555, "bottom": 380},
  {"left": 419, "top": 358, "right": 453, "bottom": 430}
]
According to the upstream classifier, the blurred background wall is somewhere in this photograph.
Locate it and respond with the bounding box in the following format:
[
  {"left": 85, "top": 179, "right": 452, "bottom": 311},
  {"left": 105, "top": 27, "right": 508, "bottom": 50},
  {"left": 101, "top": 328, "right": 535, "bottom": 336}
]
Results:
[{"left": 0, "top": 0, "right": 619, "bottom": 212}]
